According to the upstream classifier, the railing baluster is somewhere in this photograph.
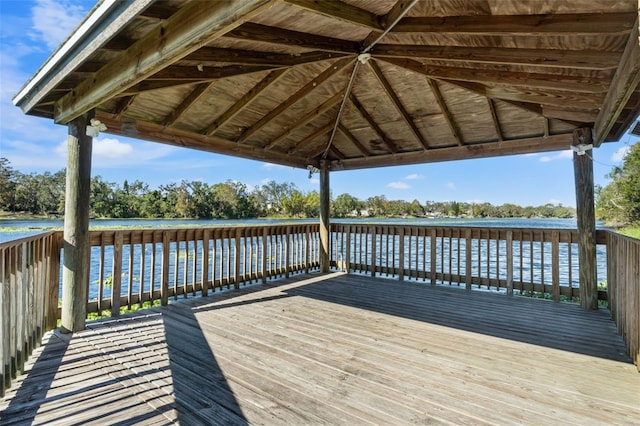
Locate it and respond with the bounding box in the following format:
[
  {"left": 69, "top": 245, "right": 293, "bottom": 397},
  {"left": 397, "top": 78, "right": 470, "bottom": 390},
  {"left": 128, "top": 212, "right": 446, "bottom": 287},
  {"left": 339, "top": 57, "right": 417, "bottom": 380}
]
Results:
[
  {"left": 127, "top": 234, "right": 134, "bottom": 309},
  {"left": 507, "top": 230, "right": 513, "bottom": 296},
  {"left": 112, "top": 232, "right": 123, "bottom": 316},
  {"left": 552, "top": 231, "right": 560, "bottom": 301}
]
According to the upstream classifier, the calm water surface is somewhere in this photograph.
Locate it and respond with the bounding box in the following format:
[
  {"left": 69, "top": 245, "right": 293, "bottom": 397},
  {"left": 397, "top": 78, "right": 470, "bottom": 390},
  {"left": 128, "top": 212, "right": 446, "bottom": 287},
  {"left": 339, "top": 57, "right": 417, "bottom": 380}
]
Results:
[{"left": 0, "top": 217, "right": 601, "bottom": 243}]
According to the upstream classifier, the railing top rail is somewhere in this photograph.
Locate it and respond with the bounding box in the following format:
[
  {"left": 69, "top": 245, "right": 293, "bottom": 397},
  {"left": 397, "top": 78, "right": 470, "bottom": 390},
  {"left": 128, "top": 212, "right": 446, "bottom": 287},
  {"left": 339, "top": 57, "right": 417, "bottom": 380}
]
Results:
[
  {"left": 0, "top": 230, "right": 58, "bottom": 249},
  {"left": 600, "top": 229, "right": 640, "bottom": 244},
  {"left": 333, "top": 222, "right": 582, "bottom": 232}
]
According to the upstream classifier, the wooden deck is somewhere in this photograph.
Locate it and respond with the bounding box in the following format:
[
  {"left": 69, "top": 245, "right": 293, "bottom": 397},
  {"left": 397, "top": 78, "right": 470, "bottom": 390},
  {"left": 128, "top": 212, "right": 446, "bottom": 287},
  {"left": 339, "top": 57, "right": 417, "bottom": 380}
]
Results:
[{"left": 2, "top": 272, "right": 639, "bottom": 425}]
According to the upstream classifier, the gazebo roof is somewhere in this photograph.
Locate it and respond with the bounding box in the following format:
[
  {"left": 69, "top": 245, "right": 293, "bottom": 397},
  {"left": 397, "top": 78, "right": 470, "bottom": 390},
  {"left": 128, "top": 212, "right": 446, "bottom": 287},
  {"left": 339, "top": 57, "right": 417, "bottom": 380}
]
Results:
[{"left": 13, "top": 0, "right": 640, "bottom": 171}]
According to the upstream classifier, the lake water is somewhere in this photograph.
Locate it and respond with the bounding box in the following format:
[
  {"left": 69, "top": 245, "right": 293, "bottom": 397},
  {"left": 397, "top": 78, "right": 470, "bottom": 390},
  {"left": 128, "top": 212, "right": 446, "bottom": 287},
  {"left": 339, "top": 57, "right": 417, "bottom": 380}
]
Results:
[
  {"left": 1, "top": 217, "right": 610, "bottom": 302},
  {"left": 0, "top": 217, "right": 602, "bottom": 243}
]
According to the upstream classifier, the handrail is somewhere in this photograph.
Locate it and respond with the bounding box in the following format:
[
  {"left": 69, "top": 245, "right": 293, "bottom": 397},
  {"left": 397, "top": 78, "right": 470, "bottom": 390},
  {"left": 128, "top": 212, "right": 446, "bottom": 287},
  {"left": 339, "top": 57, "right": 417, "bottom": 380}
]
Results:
[
  {"left": 2, "top": 223, "right": 637, "bottom": 398},
  {"left": 0, "top": 231, "right": 62, "bottom": 396},
  {"left": 84, "top": 224, "right": 320, "bottom": 314},
  {"left": 330, "top": 224, "right": 608, "bottom": 300},
  {"left": 604, "top": 230, "right": 640, "bottom": 370}
]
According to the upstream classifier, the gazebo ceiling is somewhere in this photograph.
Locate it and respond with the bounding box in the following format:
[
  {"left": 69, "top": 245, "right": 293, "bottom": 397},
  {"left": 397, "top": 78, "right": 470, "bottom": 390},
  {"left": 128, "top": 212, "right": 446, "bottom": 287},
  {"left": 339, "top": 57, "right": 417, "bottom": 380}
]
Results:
[{"left": 13, "top": 0, "right": 640, "bottom": 171}]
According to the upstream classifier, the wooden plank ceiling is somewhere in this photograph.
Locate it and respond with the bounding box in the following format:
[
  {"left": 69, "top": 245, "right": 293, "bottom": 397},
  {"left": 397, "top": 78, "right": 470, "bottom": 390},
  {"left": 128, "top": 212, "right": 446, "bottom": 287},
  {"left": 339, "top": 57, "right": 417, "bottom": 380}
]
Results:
[{"left": 13, "top": 0, "right": 640, "bottom": 171}]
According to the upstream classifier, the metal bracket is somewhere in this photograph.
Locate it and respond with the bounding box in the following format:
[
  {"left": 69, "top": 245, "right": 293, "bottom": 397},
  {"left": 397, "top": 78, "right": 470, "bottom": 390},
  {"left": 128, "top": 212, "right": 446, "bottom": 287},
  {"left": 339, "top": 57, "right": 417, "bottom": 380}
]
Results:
[{"left": 571, "top": 143, "right": 593, "bottom": 156}]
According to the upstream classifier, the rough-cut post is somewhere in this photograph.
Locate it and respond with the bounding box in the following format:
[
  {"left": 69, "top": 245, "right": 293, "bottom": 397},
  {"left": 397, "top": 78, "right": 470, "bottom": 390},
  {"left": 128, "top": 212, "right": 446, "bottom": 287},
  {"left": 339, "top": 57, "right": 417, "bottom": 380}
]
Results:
[
  {"left": 319, "top": 161, "right": 330, "bottom": 273},
  {"left": 61, "top": 111, "right": 94, "bottom": 332},
  {"left": 573, "top": 128, "right": 598, "bottom": 310}
]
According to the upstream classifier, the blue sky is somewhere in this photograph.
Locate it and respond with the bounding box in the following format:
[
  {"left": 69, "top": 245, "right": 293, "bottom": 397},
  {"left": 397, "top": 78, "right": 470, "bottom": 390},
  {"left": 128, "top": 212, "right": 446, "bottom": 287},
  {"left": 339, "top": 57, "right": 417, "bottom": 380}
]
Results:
[{"left": 0, "top": 0, "right": 635, "bottom": 208}]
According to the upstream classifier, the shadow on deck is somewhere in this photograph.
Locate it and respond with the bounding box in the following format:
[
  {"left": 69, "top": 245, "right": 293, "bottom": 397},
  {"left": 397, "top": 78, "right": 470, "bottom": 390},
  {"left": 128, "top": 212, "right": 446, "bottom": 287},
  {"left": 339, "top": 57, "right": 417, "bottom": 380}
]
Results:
[{"left": 2, "top": 272, "right": 639, "bottom": 425}]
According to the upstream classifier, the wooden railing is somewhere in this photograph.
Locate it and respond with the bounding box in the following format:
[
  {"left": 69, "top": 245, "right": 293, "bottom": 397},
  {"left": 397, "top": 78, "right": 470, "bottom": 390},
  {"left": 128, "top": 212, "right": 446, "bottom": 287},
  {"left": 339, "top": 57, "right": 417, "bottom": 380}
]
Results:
[
  {"left": 605, "top": 231, "right": 640, "bottom": 370},
  {"left": 85, "top": 224, "right": 320, "bottom": 314},
  {"left": 330, "top": 224, "right": 608, "bottom": 300},
  {"left": 2, "top": 223, "right": 639, "bottom": 398},
  {"left": 0, "top": 232, "right": 61, "bottom": 397}
]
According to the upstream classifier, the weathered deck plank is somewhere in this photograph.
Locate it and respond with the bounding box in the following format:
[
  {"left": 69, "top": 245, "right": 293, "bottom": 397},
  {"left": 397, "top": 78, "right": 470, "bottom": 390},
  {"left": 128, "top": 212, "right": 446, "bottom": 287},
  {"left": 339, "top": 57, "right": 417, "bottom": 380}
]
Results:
[{"left": 1, "top": 272, "right": 639, "bottom": 425}]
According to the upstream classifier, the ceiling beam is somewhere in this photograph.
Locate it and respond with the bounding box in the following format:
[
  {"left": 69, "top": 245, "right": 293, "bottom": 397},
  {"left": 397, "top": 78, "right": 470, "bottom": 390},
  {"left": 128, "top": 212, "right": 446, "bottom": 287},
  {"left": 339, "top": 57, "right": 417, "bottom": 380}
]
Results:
[
  {"left": 594, "top": 18, "right": 640, "bottom": 145},
  {"left": 331, "top": 133, "right": 575, "bottom": 171},
  {"left": 112, "top": 95, "right": 136, "bottom": 119},
  {"left": 392, "top": 13, "right": 636, "bottom": 35},
  {"left": 264, "top": 92, "right": 343, "bottom": 150},
  {"left": 542, "top": 106, "right": 599, "bottom": 123},
  {"left": 288, "top": 122, "right": 334, "bottom": 154},
  {"left": 183, "top": 48, "right": 347, "bottom": 67},
  {"left": 372, "top": 44, "right": 620, "bottom": 71},
  {"left": 163, "top": 82, "right": 214, "bottom": 127},
  {"left": 94, "top": 110, "right": 309, "bottom": 169},
  {"left": 378, "top": 57, "right": 609, "bottom": 93},
  {"left": 348, "top": 94, "right": 398, "bottom": 154},
  {"left": 338, "top": 123, "right": 370, "bottom": 157},
  {"left": 226, "top": 22, "right": 360, "bottom": 54},
  {"left": 367, "top": 59, "right": 430, "bottom": 150},
  {"left": 149, "top": 64, "right": 279, "bottom": 80},
  {"left": 427, "top": 79, "right": 463, "bottom": 146},
  {"left": 439, "top": 79, "right": 580, "bottom": 124},
  {"left": 14, "top": 0, "right": 156, "bottom": 115},
  {"left": 283, "top": 0, "right": 383, "bottom": 31},
  {"left": 487, "top": 99, "right": 503, "bottom": 142},
  {"left": 204, "top": 69, "right": 288, "bottom": 136},
  {"left": 237, "top": 57, "right": 353, "bottom": 144},
  {"left": 53, "top": 0, "right": 277, "bottom": 124}
]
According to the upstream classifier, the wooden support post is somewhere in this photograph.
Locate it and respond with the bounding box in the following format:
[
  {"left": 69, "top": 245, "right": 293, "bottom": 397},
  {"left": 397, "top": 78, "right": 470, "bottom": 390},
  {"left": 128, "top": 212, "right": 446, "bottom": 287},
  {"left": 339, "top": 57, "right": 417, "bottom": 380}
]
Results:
[
  {"left": 61, "top": 111, "right": 94, "bottom": 333},
  {"left": 319, "top": 161, "right": 330, "bottom": 273},
  {"left": 573, "top": 128, "right": 598, "bottom": 310}
]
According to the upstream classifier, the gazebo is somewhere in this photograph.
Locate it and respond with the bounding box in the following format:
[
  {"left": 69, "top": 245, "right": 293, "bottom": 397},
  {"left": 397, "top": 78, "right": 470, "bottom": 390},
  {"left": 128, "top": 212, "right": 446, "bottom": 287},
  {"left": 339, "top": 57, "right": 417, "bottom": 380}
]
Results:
[{"left": 4, "top": 1, "right": 640, "bottom": 422}]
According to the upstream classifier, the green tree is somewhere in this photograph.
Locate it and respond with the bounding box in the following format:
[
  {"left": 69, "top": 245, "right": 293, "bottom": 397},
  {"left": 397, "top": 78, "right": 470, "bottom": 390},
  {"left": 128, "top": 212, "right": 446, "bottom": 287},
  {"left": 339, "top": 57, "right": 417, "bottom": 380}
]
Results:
[
  {"left": 597, "top": 142, "right": 640, "bottom": 225},
  {"left": 332, "top": 193, "right": 360, "bottom": 217},
  {"left": 0, "top": 158, "right": 17, "bottom": 211}
]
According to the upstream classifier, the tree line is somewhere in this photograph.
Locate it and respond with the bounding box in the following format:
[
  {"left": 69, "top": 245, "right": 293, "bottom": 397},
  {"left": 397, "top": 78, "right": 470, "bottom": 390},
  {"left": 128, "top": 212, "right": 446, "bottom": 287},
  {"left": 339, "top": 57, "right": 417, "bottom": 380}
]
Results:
[
  {"left": 0, "top": 157, "right": 577, "bottom": 220},
  {"left": 596, "top": 141, "right": 640, "bottom": 226}
]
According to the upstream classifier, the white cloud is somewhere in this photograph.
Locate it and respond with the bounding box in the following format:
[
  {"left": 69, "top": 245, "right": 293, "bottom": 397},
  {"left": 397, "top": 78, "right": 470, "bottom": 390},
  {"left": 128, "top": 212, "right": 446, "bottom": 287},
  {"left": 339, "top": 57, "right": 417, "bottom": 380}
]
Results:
[
  {"left": 387, "top": 181, "right": 410, "bottom": 189},
  {"left": 404, "top": 173, "right": 424, "bottom": 180},
  {"left": 611, "top": 146, "right": 630, "bottom": 162},
  {"left": 93, "top": 138, "right": 133, "bottom": 159},
  {"left": 30, "top": 0, "right": 88, "bottom": 50},
  {"left": 309, "top": 178, "right": 319, "bottom": 185},
  {"left": 539, "top": 150, "right": 573, "bottom": 162},
  {"left": 548, "top": 199, "right": 562, "bottom": 205},
  {"left": 446, "top": 182, "right": 456, "bottom": 190}
]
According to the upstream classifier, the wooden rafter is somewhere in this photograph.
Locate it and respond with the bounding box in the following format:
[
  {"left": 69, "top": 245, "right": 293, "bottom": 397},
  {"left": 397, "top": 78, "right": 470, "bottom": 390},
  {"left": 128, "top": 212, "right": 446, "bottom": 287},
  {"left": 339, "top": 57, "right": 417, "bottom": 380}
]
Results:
[
  {"left": 392, "top": 13, "right": 636, "bottom": 35},
  {"left": 373, "top": 45, "right": 620, "bottom": 71},
  {"left": 594, "top": 18, "right": 640, "bottom": 145},
  {"left": 487, "top": 99, "right": 503, "bottom": 142},
  {"left": 427, "top": 79, "right": 463, "bottom": 146},
  {"left": 338, "top": 123, "right": 370, "bottom": 156},
  {"left": 163, "top": 82, "right": 214, "bottom": 127},
  {"left": 378, "top": 57, "right": 609, "bottom": 93},
  {"left": 94, "top": 111, "right": 310, "bottom": 169},
  {"left": 440, "top": 79, "right": 571, "bottom": 121},
  {"left": 112, "top": 95, "right": 135, "bottom": 119},
  {"left": 348, "top": 93, "right": 398, "bottom": 153},
  {"left": 264, "top": 92, "right": 343, "bottom": 150},
  {"left": 16, "top": 0, "right": 157, "bottom": 115},
  {"left": 53, "top": 0, "right": 276, "bottom": 124},
  {"left": 204, "top": 69, "right": 288, "bottom": 136},
  {"left": 121, "top": 80, "right": 207, "bottom": 95},
  {"left": 543, "top": 106, "right": 599, "bottom": 123},
  {"left": 362, "top": 0, "right": 419, "bottom": 51},
  {"left": 331, "top": 133, "right": 575, "bottom": 170},
  {"left": 288, "top": 122, "right": 334, "bottom": 154},
  {"left": 283, "top": 0, "right": 382, "bottom": 30},
  {"left": 237, "top": 57, "right": 353, "bottom": 144},
  {"left": 367, "top": 59, "right": 429, "bottom": 150},
  {"left": 227, "top": 22, "right": 360, "bottom": 54},
  {"left": 149, "top": 64, "right": 279, "bottom": 81},
  {"left": 183, "top": 48, "right": 347, "bottom": 67}
]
